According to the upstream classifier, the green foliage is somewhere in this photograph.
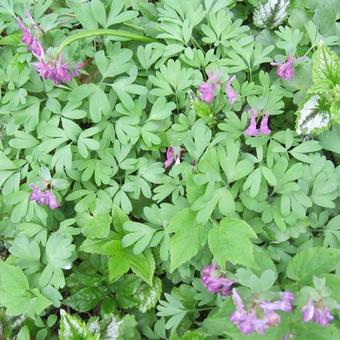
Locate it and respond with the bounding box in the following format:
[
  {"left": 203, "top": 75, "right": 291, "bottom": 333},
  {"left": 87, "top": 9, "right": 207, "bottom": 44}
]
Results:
[{"left": 0, "top": 0, "right": 340, "bottom": 338}]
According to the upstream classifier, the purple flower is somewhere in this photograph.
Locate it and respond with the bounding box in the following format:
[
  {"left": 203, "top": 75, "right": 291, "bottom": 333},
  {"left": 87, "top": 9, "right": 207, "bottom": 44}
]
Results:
[
  {"left": 198, "top": 70, "right": 220, "bottom": 103},
  {"left": 30, "top": 184, "right": 59, "bottom": 210},
  {"left": 17, "top": 18, "right": 33, "bottom": 45},
  {"left": 46, "top": 190, "right": 60, "bottom": 209},
  {"left": 71, "top": 62, "right": 84, "bottom": 77},
  {"left": 34, "top": 59, "right": 54, "bottom": 80},
  {"left": 244, "top": 109, "right": 259, "bottom": 136},
  {"left": 260, "top": 291, "right": 295, "bottom": 313},
  {"left": 302, "top": 299, "right": 315, "bottom": 322},
  {"left": 201, "top": 264, "right": 234, "bottom": 296},
  {"left": 231, "top": 289, "right": 294, "bottom": 336},
  {"left": 230, "top": 289, "right": 267, "bottom": 335},
  {"left": 302, "top": 300, "right": 334, "bottom": 326},
  {"left": 17, "top": 17, "right": 83, "bottom": 85},
  {"left": 259, "top": 113, "right": 271, "bottom": 135},
  {"left": 28, "top": 37, "right": 44, "bottom": 59},
  {"left": 164, "top": 147, "right": 181, "bottom": 168},
  {"left": 52, "top": 54, "right": 73, "bottom": 84},
  {"left": 271, "top": 56, "right": 295, "bottom": 80},
  {"left": 225, "top": 75, "right": 238, "bottom": 104}
]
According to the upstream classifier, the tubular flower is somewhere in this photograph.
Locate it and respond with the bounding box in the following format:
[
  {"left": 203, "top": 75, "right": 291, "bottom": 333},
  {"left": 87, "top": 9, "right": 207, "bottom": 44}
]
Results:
[
  {"left": 201, "top": 264, "right": 234, "bottom": 296},
  {"left": 259, "top": 113, "right": 271, "bottom": 135},
  {"left": 164, "top": 146, "right": 181, "bottom": 168},
  {"left": 244, "top": 109, "right": 259, "bottom": 136},
  {"left": 230, "top": 289, "right": 294, "bottom": 335},
  {"left": 302, "top": 299, "right": 334, "bottom": 326},
  {"left": 198, "top": 70, "right": 221, "bottom": 103},
  {"left": 225, "top": 75, "right": 239, "bottom": 104},
  {"left": 30, "top": 184, "right": 59, "bottom": 210},
  {"left": 17, "top": 16, "right": 82, "bottom": 84},
  {"left": 271, "top": 55, "right": 295, "bottom": 80}
]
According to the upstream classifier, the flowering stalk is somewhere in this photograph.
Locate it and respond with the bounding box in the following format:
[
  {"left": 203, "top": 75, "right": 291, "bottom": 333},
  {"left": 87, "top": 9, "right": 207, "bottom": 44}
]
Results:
[
  {"left": 230, "top": 289, "right": 294, "bottom": 335},
  {"left": 55, "top": 28, "right": 156, "bottom": 55}
]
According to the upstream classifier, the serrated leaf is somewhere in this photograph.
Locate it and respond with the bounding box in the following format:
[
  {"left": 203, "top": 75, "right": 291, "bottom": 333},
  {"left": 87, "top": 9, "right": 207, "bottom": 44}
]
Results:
[
  {"left": 167, "top": 209, "right": 207, "bottom": 272},
  {"left": 137, "top": 277, "right": 162, "bottom": 313},
  {"left": 208, "top": 217, "right": 257, "bottom": 267},
  {"left": 59, "top": 310, "right": 98, "bottom": 340},
  {"left": 287, "top": 247, "right": 340, "bottom": 284},
  {"left": 312, "top": 43, "right": 340, "bottom": 84}
]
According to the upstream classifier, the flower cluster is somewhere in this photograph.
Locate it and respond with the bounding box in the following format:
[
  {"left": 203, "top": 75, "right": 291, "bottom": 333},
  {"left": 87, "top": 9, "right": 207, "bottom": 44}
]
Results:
[
  {"left": 17, "top": 16, "right": 82, "bottom": 84},
  {"left": 302, "top": 299, "right": 334, "bottom": 326},
  {"left": 201, "top": 264, "right": 234, "bottom": 296},
  {"left": 198, "top": 71, "right": 238, "bottom": 105},
  {"left": 30, "top": 184, "right": 59, "bottom": 209},
  {"left": 230, "top": 289, "right": 294, "bottom": 335},
  {"left": 244, "top": 109, "right": 271, "bottom": 137}
]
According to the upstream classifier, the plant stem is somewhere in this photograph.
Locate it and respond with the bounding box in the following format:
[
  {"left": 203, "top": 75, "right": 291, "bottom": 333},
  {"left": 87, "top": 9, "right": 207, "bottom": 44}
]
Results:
[{"left": 56, "top": 28, "right": 156, "bottom": 55}]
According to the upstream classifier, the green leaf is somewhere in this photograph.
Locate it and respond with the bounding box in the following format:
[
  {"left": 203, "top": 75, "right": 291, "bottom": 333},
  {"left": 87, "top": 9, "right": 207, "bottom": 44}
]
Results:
[
  {"left": 64, "top": 287, "right": 106, "bottom": 312},
  {"left": 287, "top": 247, "right": 340, "bottom": 284},
  {"left": 9, "top": 131, "right": 39, "bottom": 149},
  {"left": 208, "top": 217, "right": 257, "bottom": 267},
  {"left": 157, "top": 293, "right": 188, "bottom": 331},
  {"left": 312, "top": 43, "right": 340, "bottom": 85},
  {"left": 0, "top": 263, "right": 51, "bottom": 317},
  {"left": 77, "top": 212, "right": 111, "bottom": 239},
  {"left": 59, "top": 310, "right": 98, "bottom": 340},
  {"left": 89, "top": 87, "right": 110, "bottom": 122},
  {"left": 167, "top": 208, "right": 207, "bottom": 272},
  {"left": 91, "top": 0, "right": 107, "bottom": 27},
  {"left": 122, "top": 221, "right": 157, "bottom": 255},
  {"left": 137, "top": 277, "right": 162, "bottom": 313},
  {"left": 127, "top": 249, "right": 155, "bottom": 286},
  {"left": 46, "top": 233, "right": 75, "bottom": 270}
]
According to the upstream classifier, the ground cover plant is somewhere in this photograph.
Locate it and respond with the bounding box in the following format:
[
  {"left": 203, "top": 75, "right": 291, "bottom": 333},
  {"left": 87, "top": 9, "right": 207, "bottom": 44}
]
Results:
[{"left": 0, "top": 0, "right": 340, "bottom": 339}]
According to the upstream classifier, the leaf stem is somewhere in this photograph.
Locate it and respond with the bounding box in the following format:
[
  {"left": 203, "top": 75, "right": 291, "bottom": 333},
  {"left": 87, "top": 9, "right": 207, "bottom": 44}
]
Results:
[{"left": 56, "top": 28, "right": 156, "bottom": 55}]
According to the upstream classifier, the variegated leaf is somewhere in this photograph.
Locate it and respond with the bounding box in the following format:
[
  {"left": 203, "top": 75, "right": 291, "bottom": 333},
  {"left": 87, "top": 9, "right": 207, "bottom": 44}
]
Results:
[
  {"left": 312, "top": 43, "right": 340, "bottom": 85},
  {"left": 296, "top": 95, "right": 331, "bottom": 135},
  {"left": 253, "top": 0, "right": 290, "bottom": 29}
]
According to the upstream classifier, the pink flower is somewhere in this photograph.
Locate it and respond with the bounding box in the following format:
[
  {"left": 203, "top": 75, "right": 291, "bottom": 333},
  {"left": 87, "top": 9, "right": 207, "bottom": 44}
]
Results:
[
  {"left": 302, "top": 300, "right": 334, "bottom": 326},
  {"left": 271, "top": 56, "right": 295, "bottom": 80},
  {"left": 260, "top": 292, "right": 294, "bottom": 313},
  {"left": 259, "top": 113, "right": 271, "bottom": 135},
  {"left": 164, "top": 147, "right": 181, "bottom": 168},
  {"left": 17, "top": 17, "right": 82, "bottom": 85},
  {"left": 244, "top": 109, "right": 259, "bottom": 136},
  {"left": 230, "top": 289, "right": 267, "bottom": 335},
  {"left": 28, "top": 37, "right": 44, "bottom": 59},
  {"left": 225, "top": 75, "right": 238, "bottom": 104},
  {"left": 198, "top": 70, "right": 221, "bottom": 103},
  {"left": 201, "top": 264, "right": 234, "bottom": 296},
  {"left": 30, "top": 184, "right": 59, "bottom": 210},
  {"left": 231, "top": 289, "right": 294, "bottom": 336},
  {"left": 52, "top": 54, "right": 73, "bottom": 84},
  {"left": 17, "top": 18, "right": 33, "bottom": 45},
  {"left": 46, "top": 191, "right": 60, "bottom": 209}
]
